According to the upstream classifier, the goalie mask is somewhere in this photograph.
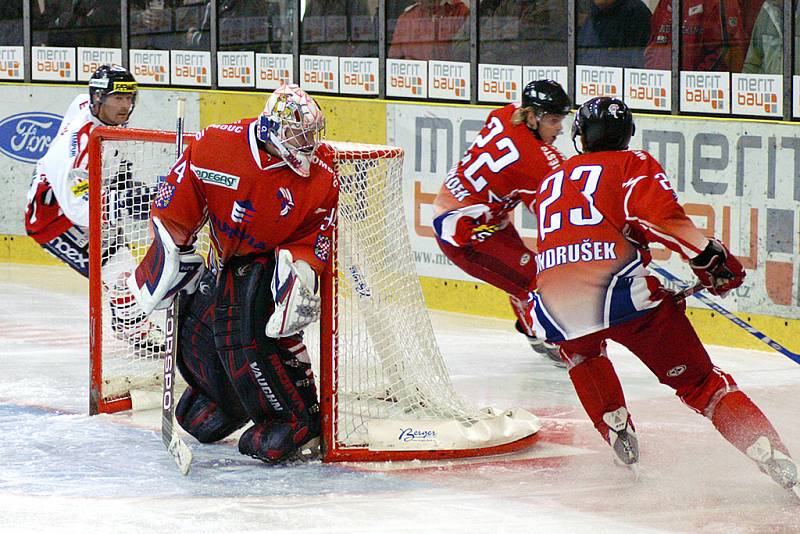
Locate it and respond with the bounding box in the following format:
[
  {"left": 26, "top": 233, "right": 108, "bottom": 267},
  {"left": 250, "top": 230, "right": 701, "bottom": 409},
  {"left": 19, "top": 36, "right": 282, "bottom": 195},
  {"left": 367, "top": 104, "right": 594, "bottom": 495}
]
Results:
[
  {"left": 257, "top": 83, "right": 325, "bottom": 177},
  {"left": 88, "top": 64, "right": 138, "bottom": 125}
]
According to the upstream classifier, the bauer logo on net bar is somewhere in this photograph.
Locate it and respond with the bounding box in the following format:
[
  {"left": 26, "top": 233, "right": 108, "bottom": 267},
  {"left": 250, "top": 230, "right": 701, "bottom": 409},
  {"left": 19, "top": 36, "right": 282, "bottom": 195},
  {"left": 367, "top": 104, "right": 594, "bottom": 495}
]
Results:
[
  {"left": 130, "top": 49, "right": 169, "bottom": 84},
  {"left": 32, "top": 46, "right": 75, "bottom": 81},
  {"left": 0, "top": 47, "right": 23, "bottom": 80},
  {"left": 387, "top": 59, "right": 427, "bottom": 98}
]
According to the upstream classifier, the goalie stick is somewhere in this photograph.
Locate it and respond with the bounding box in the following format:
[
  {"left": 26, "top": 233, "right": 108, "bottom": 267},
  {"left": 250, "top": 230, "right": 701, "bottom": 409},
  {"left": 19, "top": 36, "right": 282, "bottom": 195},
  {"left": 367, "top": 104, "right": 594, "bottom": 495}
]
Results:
[
  {"left": 161, "top": 97, "right": 193, "bottom": 475},
  {"left": 652, "top": 265, "right": 800, "bottom": 365}
]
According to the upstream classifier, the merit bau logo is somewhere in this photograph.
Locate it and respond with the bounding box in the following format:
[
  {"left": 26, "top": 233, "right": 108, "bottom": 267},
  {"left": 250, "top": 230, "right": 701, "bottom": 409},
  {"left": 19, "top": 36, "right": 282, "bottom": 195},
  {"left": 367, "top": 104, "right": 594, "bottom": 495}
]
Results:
[
  {"left": 732, "top": 74, "right": 781, "bottom": 117},
  {"left": 681, "top": 71, "right": 729, "bottom": 114},
  {"left": 479, "top": 64, "right": 521, "bottom": 103},
  {"left": 0, "top": 47, "right": 23, "bottom": 80},
  {"left": 625, "top": 69, "right": 669, "bottom": 111},
  {"left": 576, "top": 65, "right": 622, "bottom": 104},
  {"left": 429, "top": 60, "right": 469, "bottom": 101},
  {"left": 130, "top": 49, "right": 169, "bottom": 84},
  {"left": 301, "top": 55, "right": 338, "bottom": 92},
  {"left": 256, "top": 53, "right": 292, "bottom": 90},
  {"left": 171, "top": 50, "right": 210, "bottom": 86},
  {"left": 0, "top": 112, "right": 61, "bottom": 163},
  {"left": 32, "top": 46, "right": 75, "bottom": 81},
  {"left": 219, "top": 52, "right": 254, "bottom": 87},
  {"left": 387, "top": 59, "right": 426, "bottom": 98},
  {"left": 340, "top": 57, "right": 378, "bottom": 95}
]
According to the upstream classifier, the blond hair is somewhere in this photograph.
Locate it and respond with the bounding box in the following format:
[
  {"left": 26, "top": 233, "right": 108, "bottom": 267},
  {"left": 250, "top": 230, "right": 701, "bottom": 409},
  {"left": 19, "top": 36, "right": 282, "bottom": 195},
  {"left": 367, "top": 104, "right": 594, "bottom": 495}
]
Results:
[{"left": 511, "top": 106, "right": 535, "bottom": 127}]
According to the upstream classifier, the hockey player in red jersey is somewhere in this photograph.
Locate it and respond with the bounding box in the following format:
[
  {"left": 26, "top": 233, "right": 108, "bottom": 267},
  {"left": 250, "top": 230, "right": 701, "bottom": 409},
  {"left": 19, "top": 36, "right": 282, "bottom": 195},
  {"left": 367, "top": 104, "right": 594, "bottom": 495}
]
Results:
[
  {"left": 127, "top": 82, "right": 335, "bottom": 464},
  {"left": 432, "top": 79, "right": 570, "bottom": 366},
  {"left": 531, "top": 96, "right": 798, "bottom": 498},
  {"left": 23, "top": 64, "right": 164, "bottom": 355}
]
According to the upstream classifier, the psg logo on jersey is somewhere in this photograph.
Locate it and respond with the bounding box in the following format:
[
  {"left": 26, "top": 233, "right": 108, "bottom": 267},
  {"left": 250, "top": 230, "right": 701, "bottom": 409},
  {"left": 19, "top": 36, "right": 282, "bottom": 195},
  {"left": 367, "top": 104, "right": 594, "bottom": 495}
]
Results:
[{"left": 231, "top": 200, "right": 256, "bottom": 223}]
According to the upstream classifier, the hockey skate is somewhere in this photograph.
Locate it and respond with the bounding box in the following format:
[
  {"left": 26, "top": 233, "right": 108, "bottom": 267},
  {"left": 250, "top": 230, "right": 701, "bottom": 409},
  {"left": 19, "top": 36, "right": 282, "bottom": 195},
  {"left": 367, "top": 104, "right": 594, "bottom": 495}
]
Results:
[
  {"left": 239, "top": 418, "right": 321, "bottom": 465},
  {"left": 515, "top": 320, "right": 566, "bottom": 367},
  {"left": 746, "top": 436, "right": 800, "bottom": 500},
  {"left": 603, "top": 407, "right": 640, "bottom": 478}
]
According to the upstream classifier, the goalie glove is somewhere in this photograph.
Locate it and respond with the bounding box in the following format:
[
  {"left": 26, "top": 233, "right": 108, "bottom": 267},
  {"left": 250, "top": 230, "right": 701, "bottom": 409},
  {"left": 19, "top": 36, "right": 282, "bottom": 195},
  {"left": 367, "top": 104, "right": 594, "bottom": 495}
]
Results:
[
  {"left": 689, "top": 238, "right": 745, "bottom": 297},
  {"left": 265, "top": 249, "right": 321, "bottom": 338},
  {"left": 127, "top": 217, "right": 205, "bottom": 315},
  {"left": 433, "top": 204, "right": 507, "bottom": 247}
]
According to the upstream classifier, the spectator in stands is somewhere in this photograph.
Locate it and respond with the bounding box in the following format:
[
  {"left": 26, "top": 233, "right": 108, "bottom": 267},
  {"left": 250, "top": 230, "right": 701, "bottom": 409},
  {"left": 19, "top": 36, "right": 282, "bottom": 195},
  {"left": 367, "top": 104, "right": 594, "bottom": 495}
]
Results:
[
  {"left": 742, "top": 0, "right": 782, "bottom": 74},
  {"left": 646, "top": 0, "right": 748, "bottom": 72},
  {"left": 388, "top": 0, "right": 470, "bottom": 62},
  {"left": 576, "top": 0, "right": 652, "bottom": 69},
  {"left": 479, "top": 0, "right": 567, "bottom": 66},
  {"left": 302, "top": 0, "right": 374, "bottom": 57}
]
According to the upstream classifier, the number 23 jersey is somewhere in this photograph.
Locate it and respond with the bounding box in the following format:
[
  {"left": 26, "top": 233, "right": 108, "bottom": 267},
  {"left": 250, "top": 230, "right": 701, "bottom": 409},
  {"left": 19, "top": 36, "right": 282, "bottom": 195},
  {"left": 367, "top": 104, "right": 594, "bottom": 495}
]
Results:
[{"left": 531, "top": 150, "right": 710, "bottom": 342}]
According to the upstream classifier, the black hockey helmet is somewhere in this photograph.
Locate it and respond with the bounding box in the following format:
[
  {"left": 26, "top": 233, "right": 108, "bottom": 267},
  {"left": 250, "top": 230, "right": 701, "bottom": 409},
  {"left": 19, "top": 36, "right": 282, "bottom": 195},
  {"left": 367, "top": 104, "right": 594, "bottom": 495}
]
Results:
[
  {"left": 571, "top": 97, "right": 635, "bottom": 153},
  {"left": 521, "top": 79, "right": 571, "bottom": 116},
  {"left": 88, "top": 64, "right": 138, "bottom": 118}
]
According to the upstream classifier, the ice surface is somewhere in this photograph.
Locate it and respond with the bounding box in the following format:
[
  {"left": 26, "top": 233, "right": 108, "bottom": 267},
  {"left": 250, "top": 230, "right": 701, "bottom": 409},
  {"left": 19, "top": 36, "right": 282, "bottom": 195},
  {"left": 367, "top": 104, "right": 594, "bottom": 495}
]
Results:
[{"left": 1, "top": 263, "right": 798, "bottom": 533}]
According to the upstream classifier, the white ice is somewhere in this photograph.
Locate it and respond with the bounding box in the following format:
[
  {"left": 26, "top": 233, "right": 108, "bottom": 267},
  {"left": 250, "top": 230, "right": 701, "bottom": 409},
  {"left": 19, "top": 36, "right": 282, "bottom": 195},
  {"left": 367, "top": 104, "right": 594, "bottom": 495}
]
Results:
[{"left": 1, "top": 263, "right": 798, "bottom": 534}]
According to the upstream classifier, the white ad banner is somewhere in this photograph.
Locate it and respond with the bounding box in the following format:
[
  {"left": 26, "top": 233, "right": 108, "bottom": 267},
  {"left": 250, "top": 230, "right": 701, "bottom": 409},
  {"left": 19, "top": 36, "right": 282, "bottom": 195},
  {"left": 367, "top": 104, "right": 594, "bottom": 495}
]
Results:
[
  {"left": 795, "top": 75, "right": 800, "bottom": 118},
  {"left": 429, "top": 60, "right": 470, "bottom": 101},
  {"left": 32, "top": 47, "right": 76, "bottom": 82},
  {"left": 171, "top": 50, "right": 211, "bottom": 87},
  {"left": 624, "top": 68, "right": 670, "bottom": 111},
  {"left": 77, "top": 48, "right": 122, "bottom": 81},
  {"left": 732, "top": 73, "right": 781, "bottom": 117},
  {"left": 388, "top": 102, "right": 800, "bottom": 318},
  {"left": 575, "top": 65, "right": 622, "bottom": 104},
  {"left": 387, "top": 59, "right": 427, "bottom": 98},
  {"left": 0, "top": 47, "right": 23, "bottom": 80},
  {"left": 478, "top": 64, "right": 522, "bottom": 104},
  {"left": 300, "top": 55, "right": 338, "bottom": 93},
  {"left": 680, "top": 71, "right": 729, "bottom": 114},
  {"left": 523, "top": 66, "right": 568, "bottom": 89},
  {"left": 130, "top": 49, "right": 170, "bottom": 85},
  {"left": 340, "top": 57, "right": 378, "bottom": 95},
  {"left": 218, "top": 51, "right": 255, "bottom": 87},
  {"left": 256, "top": 53, "right": 292, "bottom": 90}
]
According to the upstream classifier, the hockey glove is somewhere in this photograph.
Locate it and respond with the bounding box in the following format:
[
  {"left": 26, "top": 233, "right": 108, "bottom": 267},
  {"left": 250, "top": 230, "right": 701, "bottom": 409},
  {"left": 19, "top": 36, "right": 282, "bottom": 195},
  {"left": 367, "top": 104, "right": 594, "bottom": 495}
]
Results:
[
  {"left": 689, "top": 238, "right": 745, "bottom": 297},
  {"left": 111, "top": 183, "right": 158, "bottom": 222},
  {"left": 266, "top": 249, "right": 321, "bottom": 338},
  {"left": 127, "top": 217, "right": 205, "bottom": 314}
]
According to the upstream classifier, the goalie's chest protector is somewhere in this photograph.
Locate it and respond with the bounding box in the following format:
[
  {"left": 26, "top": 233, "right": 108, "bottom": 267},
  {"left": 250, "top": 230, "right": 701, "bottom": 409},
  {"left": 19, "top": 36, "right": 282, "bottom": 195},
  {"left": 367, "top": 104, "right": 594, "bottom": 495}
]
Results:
[{"left": 180, "top": 119, "right": 337, "bottom": 263}]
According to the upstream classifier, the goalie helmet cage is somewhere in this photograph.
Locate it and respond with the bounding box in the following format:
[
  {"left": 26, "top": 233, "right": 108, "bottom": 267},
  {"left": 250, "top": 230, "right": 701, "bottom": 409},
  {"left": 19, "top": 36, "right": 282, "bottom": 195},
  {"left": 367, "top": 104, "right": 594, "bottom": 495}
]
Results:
[{"left": 88, "top": 126, "right": 540, "bottom": 462}]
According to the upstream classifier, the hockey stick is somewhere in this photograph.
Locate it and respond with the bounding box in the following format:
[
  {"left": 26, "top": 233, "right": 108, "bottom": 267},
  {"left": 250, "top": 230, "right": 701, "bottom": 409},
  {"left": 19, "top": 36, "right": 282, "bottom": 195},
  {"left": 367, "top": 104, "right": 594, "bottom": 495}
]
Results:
[
  {"left": 652, "top": 265, "right": 800, "bottom": 365},
  {"left": 161, "top": 97, "right": 193, "bottom": 475}
]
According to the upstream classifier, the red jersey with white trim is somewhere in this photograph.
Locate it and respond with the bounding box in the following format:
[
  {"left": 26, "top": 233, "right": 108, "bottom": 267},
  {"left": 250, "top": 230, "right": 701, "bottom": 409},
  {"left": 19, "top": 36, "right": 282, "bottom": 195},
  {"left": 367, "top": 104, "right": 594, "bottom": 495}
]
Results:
[
  {"left": 24, "top": 94, "right": 101, "bottom": 243},
  {"left": 151, "top": 119, "right": 338, "bottom": 276},
  {"left": 531, "top": 149, "right": 710, "bottom": 342},
  {"left": 433, "top": 103, "right": 565, "bottom": 247}
]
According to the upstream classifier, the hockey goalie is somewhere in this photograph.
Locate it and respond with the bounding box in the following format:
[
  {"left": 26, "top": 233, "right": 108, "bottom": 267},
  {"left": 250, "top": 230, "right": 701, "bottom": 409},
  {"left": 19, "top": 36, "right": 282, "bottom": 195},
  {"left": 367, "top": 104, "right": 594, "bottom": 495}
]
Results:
[{"left": 127, "top": 83, "right": 333, "bottom": 463}]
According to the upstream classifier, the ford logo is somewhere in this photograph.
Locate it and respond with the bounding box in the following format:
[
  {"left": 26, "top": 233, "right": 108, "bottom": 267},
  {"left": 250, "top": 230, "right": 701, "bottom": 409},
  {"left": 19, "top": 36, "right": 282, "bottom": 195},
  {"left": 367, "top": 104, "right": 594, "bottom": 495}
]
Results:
[{"left": 0, "top": 112, "right": 62, "bottom": 163}]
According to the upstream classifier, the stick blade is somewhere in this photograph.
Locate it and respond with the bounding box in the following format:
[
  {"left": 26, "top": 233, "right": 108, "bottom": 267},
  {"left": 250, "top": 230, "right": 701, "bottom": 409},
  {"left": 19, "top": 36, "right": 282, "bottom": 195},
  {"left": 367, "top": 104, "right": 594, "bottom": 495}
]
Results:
[{"left": 166, "top": 418, "right": 193, "bottom": 476}]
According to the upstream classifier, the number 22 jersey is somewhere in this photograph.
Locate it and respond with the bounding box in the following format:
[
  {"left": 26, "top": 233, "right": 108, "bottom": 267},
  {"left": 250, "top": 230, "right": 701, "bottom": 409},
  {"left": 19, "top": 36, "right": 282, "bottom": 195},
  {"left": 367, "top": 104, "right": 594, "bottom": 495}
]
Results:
[{"left": 531, "top": 149, "right": 710, "bottom": 342}]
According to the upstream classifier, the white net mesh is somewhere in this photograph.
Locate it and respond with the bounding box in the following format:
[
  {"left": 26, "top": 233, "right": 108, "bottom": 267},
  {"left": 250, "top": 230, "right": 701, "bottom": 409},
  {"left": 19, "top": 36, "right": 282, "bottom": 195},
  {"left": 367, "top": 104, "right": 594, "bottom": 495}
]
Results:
[{"left": 92, "top": 134, "right": 538, "bottom": 456}]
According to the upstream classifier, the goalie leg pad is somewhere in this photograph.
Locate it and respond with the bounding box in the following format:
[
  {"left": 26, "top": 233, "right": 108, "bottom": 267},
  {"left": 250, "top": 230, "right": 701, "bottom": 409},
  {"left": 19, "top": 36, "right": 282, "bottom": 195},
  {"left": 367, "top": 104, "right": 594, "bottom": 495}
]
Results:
[
  {"left": 213, "top": 255, "right": 320, "bottom": 461},
  {"left": 175, "top": 386, "right": 249, "bottom": 443},
  {"left": 40, "top": 226, "right": 90, "bottom": 277}
]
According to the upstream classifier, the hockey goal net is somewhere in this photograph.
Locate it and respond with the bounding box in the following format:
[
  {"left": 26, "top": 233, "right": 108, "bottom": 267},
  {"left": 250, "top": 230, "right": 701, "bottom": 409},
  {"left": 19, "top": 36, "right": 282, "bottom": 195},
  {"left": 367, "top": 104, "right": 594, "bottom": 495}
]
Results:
[{"left": 88, "top": 127, "right": 540, "bottom": 461}]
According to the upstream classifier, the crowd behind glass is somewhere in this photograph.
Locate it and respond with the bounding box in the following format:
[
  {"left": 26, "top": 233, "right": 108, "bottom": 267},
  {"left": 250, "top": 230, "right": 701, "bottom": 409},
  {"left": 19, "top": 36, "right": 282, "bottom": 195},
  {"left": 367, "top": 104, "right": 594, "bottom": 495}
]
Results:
[{"left": 3, "top": 1, "right": 799, "bottom": 117}]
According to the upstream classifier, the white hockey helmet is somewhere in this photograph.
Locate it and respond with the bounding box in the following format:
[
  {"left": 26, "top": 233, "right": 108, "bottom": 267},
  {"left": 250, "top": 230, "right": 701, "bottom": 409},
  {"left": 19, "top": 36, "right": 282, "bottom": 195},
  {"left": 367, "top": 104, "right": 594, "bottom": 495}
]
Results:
[{"left": 257, "top": 83, "right": 325, "bottom": 177}]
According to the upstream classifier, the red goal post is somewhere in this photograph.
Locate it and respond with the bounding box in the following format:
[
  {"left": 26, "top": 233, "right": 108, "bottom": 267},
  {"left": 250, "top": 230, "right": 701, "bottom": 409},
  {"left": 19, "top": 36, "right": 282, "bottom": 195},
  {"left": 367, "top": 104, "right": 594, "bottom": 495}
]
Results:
[{"left": 88, "top": 126, "right": 541, "bottom": 462}]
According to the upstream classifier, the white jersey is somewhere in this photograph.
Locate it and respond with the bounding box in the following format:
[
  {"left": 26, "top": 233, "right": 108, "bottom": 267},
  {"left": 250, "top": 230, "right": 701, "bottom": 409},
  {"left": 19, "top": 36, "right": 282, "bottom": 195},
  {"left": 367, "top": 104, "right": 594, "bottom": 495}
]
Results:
[{"left": 27, "top": 94, "right": 115, "bottom": 229}]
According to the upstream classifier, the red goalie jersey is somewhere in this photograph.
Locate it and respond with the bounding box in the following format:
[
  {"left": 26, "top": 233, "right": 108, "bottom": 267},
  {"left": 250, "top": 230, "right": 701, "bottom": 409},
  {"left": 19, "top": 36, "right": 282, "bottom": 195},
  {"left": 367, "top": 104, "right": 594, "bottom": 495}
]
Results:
[
  {"left": 531, "top": 149, "right": 710, "bottom": 342},
  {"left": 150, "top": 119, "right": 338, "bottom": 275},
  {"left": 433, "top": 103, "right": 564, "bottom": 246}
]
